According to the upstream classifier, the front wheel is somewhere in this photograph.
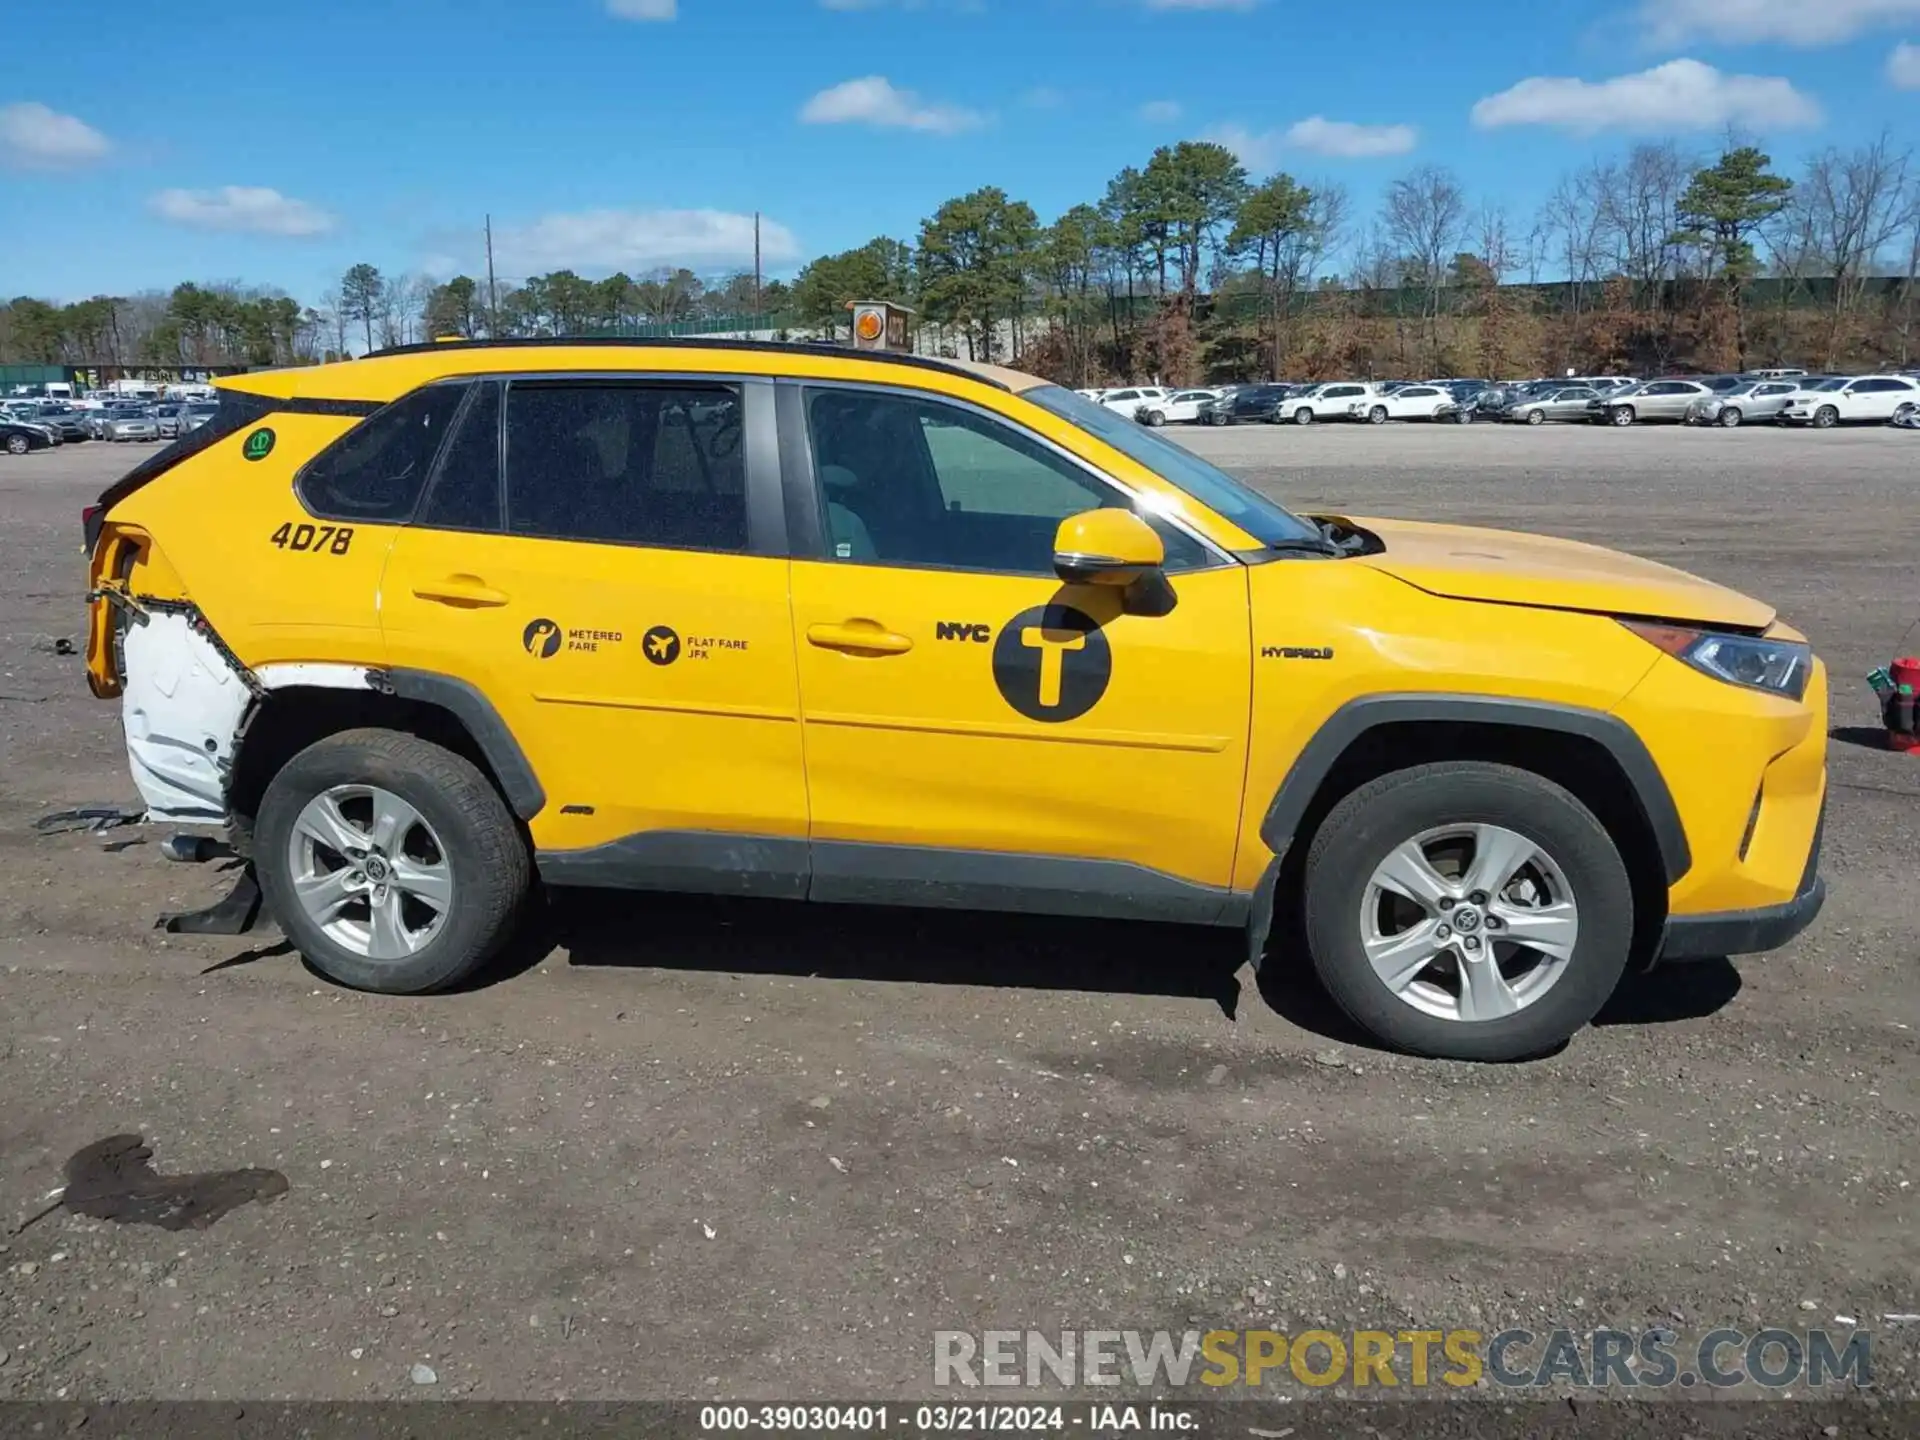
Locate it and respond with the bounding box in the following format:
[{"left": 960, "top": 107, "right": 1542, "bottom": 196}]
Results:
[
  {"left": 1301, "top": 762, "right": 1633, "bottom": 1061},
  {"left": 4, "top": 434, "right": 28, "bottom": 455},
  {"left": 1526, "top": 409, "right": 1545, "bottom": 426},
  {"left": 1367, "top": 406, "right": 1388, "bottom": 425},
  {"left": 1610, "top": 406, "right": 1635, "bottom": 427},
  {"left": 1813, "top": 405, "right": 1839, "bottom": 429},
  {"left": 1293, "top": 407, "right": 1315, "bottom": 426},
  {"left": 255, "top": 729, "right": 531, "bottom": 995},
  {"left": 1144, "top": 410, "right": 1165, "bottom": 427},
  {"left": 1719, "top": 407, "right": 1743, "bottom": 429}
]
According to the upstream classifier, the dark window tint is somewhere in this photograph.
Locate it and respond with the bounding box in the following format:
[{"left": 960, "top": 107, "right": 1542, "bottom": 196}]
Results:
[
  {"left": 804, "top": 387, "right": 1209, "bottom": 575},
  {"left": 298, "top": 383, "right": 468, "bottom": 523},
  {"left": 505, "top": 381, "right": 746, "bottom": 551},
  {"left": 417, "top": 382, "right": 502, "bottom": 532}
]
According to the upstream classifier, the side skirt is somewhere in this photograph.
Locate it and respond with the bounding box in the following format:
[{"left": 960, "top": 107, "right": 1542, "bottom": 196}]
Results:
[{"left": 535, "top": 832, "right": 1248, "bottom": 928}]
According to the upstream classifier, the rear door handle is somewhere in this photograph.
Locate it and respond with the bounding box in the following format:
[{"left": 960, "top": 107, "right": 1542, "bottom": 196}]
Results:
[
  {"left": 807, "top": 621, "right": 914, "bottom": 656},
  {"left": 412, "top": 575, "right": 510, "bottom": 608}
]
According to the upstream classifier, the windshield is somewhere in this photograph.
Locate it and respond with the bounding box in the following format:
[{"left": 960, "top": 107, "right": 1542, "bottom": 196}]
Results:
[
  {"left": 1808, "top": 377, "right": 1847, "bottom": 391},
  {"left": 1025, "top": 385, "right": 1321, "bottom": 549}
]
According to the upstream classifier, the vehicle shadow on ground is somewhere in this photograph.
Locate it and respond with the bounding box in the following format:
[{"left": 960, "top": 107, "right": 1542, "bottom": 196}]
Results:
[
  {"left": 532, "top": 888, "right": 1252, "bottom": 1019},
  {"left": 1830, "top": 724, "right": 1893, "bottom": 753}
]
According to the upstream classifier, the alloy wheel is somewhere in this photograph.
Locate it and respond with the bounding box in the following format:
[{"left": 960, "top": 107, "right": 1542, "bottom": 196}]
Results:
[{"left": 286, "top": 784, "right": 454, "bottom": 962}]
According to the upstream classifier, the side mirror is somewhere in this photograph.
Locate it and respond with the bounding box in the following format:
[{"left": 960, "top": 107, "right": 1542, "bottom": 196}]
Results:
[{"left": 1052, "top": 508, "right": 1165, "bottom": 587}]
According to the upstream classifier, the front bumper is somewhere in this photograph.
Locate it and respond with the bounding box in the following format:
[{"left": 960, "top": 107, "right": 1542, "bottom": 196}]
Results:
[{"left": 1659, "top": 802, "right": 1825, "bottom": 961}]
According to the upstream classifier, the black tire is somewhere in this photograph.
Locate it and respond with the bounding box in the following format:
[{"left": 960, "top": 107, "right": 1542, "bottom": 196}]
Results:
[
  {"left": 1813, "top": 405, "right": 1838, "bottom": 430},
  {"left": 1144, "top": 410, "right": 1165, "bottom": 427},
  {"left": 1610, "top": 405, "right": 1635, "bottom": 427},
  {"left": 4, "top": 434, "right": 27, "bottom": 455},
  {"left": 1294, "top": 407, "right": 1315, "bottom": 425},
  {"left": 1300, "top": 761, "right": 1633, "bottom": 1062},
  {"left": 1719, "top": 407, "right": 1743, "bottom": 429},
  {"left": 1526, "top": 408, "right": 1545, "bottom": 425},
  {"left": 255, "top": 728, "right": 531, "bottom": 995}
]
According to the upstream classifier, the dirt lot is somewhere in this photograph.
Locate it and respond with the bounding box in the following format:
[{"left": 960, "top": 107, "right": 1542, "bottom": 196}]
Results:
[{"left": 1, "top": 425, "right": 1916, "bottom": 1410}]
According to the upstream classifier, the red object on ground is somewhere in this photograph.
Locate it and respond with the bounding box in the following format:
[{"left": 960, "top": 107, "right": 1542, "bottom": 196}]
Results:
[{"left": 1889, "top": 657, "right": 1920, "bottom": 751}]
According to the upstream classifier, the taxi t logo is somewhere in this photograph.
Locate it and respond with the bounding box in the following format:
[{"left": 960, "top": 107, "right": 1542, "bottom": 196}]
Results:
[{"left": 990, "top": 604, "right": 1112, "bottom": 723}]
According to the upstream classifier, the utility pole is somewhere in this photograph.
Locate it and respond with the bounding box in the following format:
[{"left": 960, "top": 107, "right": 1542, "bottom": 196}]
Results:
[
  {"left": 485, "top": 214, "right": 500, "bottom": 337},
  {"left": 753, "top": 212, "right": 763, "bottom": 321}
]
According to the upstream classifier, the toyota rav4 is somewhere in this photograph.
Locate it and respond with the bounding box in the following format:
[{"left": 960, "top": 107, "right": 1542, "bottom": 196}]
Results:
[{"left": 82, "top": 340, "right": 1827, "bottom": 1061}]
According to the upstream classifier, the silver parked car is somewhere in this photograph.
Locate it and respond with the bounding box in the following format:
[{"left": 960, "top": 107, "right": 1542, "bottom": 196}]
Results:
[
  {"left": 1685, "top": 378, "right": 1814, "bottom": 428},
  {"left": 1505, "top": 385, "right": 1602, "bottom": 425},
  {"left": 102, "top": 411, "right": 161, "bottom": 442},
  {"left": 1596, "top": 378, "right": 1715, "bottom": 426}
]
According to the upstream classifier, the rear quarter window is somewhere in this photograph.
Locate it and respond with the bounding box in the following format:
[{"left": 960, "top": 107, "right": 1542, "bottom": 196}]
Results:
[{"left": 297, "top": 383, "right": 469, "bottom": 523}]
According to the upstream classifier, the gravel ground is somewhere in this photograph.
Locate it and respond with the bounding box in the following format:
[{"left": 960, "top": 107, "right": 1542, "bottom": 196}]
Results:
[{"left": 0, "top": 425, "right": 1915, "bottom": 1413}]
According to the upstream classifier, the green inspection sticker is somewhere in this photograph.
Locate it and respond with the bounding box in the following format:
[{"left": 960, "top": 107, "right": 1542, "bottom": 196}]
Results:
[{"left": 241, "top": 427, "right": 275, "bottom": 461}]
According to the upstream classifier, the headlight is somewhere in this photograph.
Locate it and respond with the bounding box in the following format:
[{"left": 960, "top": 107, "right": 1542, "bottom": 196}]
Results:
[{"left": 1622, "top": 621, "right": 1811, "bottom": 701}]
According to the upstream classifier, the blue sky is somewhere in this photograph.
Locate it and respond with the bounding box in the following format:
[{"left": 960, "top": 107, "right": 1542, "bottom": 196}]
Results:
[{"left": 3, "top": 0, "right": 1917, "bottom": 304}]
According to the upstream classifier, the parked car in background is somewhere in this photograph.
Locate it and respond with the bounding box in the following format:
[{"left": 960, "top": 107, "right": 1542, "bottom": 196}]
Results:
[
  {"left": 33, "top": 405, "right": 91, "bottom": 443},
  {"left": 1778, "top": 374, "right": 1920, "bottom": 428},
  {"left": 1596, "top": 379, "right": 1715, "bottom": 426},
  {"left": 0, "top": 419, "right": 56, "bottom": 455},
  {"left": 1504, "top": 385, "right": 1604, "bottom": 425},
  {"left": 1351, "top": 383, "right": 1454, "bottom": 423},
  {"left": 152, "top": 404, "right": 184, "bottom": 439},
  {"left": 180, "top": 402, "right": 220, "bottom": 433},
  {"left": 1685, "top": 378, "right": 1810, "bottom": 428},
  {"left": 1136, "top": 389, "right": 1222, "bottom": 426},
  {"left": 1274, "top": 381, "right": 1373, "bottom": 425},
  {"left": 1096, "top": 386, "right": 1169, "bottom": 418},
  {"left": 1200, "top": 383, "right": 1290, "bottom": 425},
  {"left": 102, "top": 411, "right": 161, "bottom": 442}
]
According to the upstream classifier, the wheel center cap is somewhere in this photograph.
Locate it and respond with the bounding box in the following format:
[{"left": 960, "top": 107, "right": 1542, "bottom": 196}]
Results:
[
  {"left": 364, "top": 856, "right": 390, "bottom": 882},
  {"left": 1452, "top": 905, "right": 1482, "bottom": 934}
]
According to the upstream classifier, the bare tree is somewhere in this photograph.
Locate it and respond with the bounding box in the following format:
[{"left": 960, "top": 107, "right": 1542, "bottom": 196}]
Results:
[
  {"left": 1792, "top": 133, "right": 1912, "bottom": 363},
  {"left": 1382, "top": 165, "right": 1467, "bottom": 370}
]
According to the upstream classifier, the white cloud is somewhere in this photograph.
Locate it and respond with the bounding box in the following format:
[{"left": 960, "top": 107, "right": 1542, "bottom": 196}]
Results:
[
  {"left": 607, "top": 0, "right": 676, "bottom": 18},
  {"left": 1206, "top": 116, "right": 1414, "bottom": 170},
  {"left": 799, "top": 76, "right": 985, "bottom": 134},
  {"left": 1471, "top": 59, "right": 1821, "bottom": 134},
  {"left": 1640, "top": 0, "right": 1920, "bottom": 48},
  {"left": 1139, "top": 99, "right": 1183, "bottom": 123},
  {"left": 1285, "top": 115, "right": 1417, "bottom": 157},
  {"left": 149, "top": 186, "right": 335, "bottom": 237},
  {"left": 0, "top": 101, "right": 110, "bottom": 169},
  {"left": 1891, "top": 41, "right": 1920, "bottom": 87},
  {"left": 492, "top": 209, "right": 798, "bottom": 274}
]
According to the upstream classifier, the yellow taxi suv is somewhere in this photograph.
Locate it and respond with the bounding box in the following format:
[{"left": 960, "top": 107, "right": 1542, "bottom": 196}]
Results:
[{"left": 82, "top": 340, "right": 1826, "bottom": 1061}]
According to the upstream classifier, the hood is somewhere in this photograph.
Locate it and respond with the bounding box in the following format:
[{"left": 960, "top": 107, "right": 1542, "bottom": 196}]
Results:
[{"left": 1337, "top": 515, "right": 1776, "bottom": 630}]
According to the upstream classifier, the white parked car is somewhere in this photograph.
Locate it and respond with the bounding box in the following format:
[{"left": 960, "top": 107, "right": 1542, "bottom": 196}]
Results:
[
  {"left": 1778, "top": 375, "right": 1920, "bottom": 428},
  {"left": 1096, "top": 386, "right": 1169, "bottom": 418},
  {"left": 1274, "top": 381, "right": 1374, "bottom": 425},
  {"left": 1135, "top": 389, "right": 1221, "bottom": 426},
  {"left": 1349, "top": 383, "right": 1454, "bottom": 424}
]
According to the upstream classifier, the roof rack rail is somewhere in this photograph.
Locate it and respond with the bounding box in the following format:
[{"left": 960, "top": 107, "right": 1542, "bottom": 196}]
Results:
[{"left": 359, "top": 335, "right": 1011, "bottom": 391}]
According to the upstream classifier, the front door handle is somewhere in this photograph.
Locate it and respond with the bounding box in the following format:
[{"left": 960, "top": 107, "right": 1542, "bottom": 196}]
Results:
[
  {"left": 807, "top": 621, "right": 914, "bottom": 656},
  {"left": 413, "top": 575, "right": 510, "bottom": 608}
]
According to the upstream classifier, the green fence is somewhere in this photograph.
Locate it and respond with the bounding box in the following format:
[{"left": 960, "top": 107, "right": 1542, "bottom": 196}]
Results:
[{"left": 0, "top": 363, "right": 68, "bottom": 390}]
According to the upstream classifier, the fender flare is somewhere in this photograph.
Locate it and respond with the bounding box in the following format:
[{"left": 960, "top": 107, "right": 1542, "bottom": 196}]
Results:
[
  {"left": 1257, "top": 694, "right": 1692, "bottom": 884},
  {"left": 382, "top": 669, "right": 547, "bottom": 820}
]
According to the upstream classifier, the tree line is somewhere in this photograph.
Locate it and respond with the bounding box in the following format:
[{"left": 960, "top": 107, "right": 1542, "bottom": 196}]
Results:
[{"left": 5, "top": 130, "right": 1917, "bottom": 382}]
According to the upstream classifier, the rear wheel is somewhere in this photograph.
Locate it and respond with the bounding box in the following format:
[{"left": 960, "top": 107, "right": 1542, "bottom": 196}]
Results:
[
  {"left": 1719, "top": 407, "right": 1743, "bottom": 429},
  {"left": 1813, "top": 405, "right": 1839, "bottom": 429},
  {"left": 255, "top": 729, "right": 530, "bottom": 995},
  {"left": 5, "top": 434, "right": 27, "bottom": 455},
  {"left": 1294, "top": 407, "right": 1315, "bottom": 426},
  {"left": 1610, "top": 405, "right": 1635, "bottom": 427},
  {"left": 1301, "top": 762, "right": 1633, "bottom": 1061}
]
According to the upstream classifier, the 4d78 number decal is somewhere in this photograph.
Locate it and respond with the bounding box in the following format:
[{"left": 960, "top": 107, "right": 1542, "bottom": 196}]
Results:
[{"left": 270, "top": 523, "right": 355, "bottom": 555}]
